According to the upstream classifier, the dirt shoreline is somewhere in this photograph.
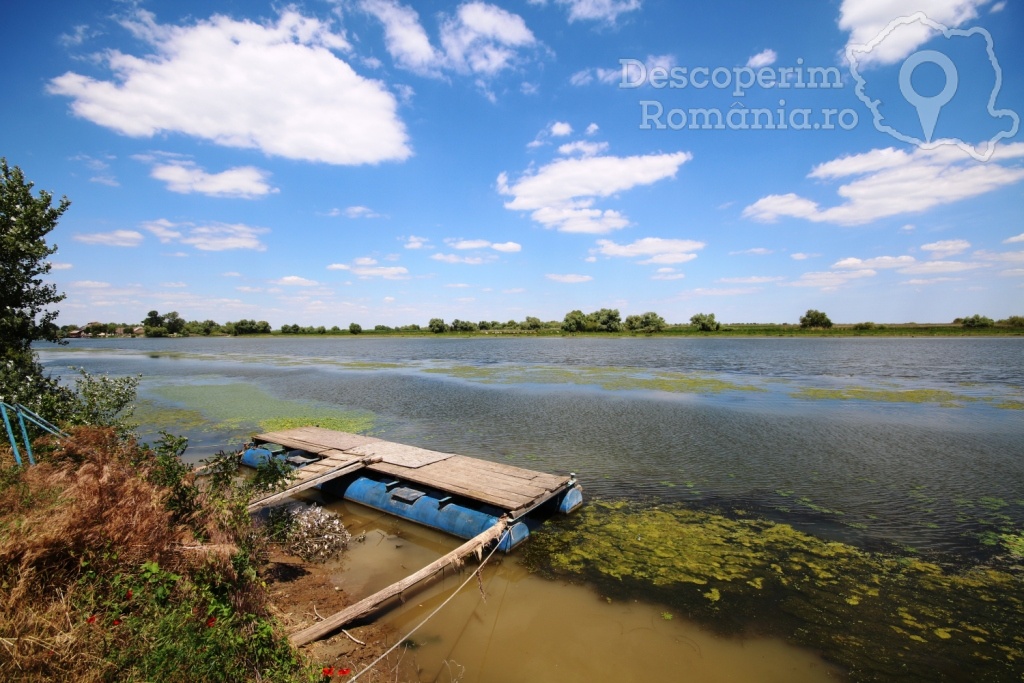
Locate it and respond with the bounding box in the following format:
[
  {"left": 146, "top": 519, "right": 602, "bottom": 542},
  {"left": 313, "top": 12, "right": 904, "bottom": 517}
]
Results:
[{"left": 264, "top": 547, "right": 401, "bottom": 679}]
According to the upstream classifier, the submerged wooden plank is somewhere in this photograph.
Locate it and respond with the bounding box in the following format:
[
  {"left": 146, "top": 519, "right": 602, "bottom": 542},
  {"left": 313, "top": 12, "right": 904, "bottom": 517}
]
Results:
[{"left": 290, "top": 521, "right": 508, "bottom": 646}]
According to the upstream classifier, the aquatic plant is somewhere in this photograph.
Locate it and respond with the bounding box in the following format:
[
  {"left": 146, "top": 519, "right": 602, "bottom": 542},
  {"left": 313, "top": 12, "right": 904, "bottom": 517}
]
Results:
[{"left": 523, "top": 501, "right": 1024, "bottom": 682}]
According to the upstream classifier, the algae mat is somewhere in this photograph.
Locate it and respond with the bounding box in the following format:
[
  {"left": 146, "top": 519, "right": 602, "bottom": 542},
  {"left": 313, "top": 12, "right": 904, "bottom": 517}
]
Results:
[
  {"left": 523, "top": 501, "right": 1024, "bottom": 682},
  {"left": 135, "top": 383, "right": 375, "bottom": 445}
]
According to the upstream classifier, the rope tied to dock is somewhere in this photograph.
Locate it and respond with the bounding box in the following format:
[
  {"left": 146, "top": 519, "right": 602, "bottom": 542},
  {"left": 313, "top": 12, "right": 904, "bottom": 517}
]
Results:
[{"left": 347, "top": 525, "right": 511, "bottom": 682}]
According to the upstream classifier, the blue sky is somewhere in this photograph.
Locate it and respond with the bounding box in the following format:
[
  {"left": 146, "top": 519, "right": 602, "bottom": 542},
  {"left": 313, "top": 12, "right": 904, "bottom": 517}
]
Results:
[{"left": 3, "top": 0, "right": 1022, "bottom": 328}]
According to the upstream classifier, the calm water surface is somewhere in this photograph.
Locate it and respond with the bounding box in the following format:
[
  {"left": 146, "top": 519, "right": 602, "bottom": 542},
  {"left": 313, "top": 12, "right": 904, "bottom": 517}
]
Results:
[{"left": 37, "top": 336, "right": 1024, "bottom": 681}]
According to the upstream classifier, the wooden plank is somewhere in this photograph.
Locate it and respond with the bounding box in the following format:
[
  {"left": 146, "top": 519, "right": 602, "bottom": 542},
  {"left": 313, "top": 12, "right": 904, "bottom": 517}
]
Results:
[
  {"left": 290, "top": 521, "right": 508, "bottom": 646},
  {"left": 247, "top": 456, "right": 381, "bottom": 512},
  {"left": 413, "top": 463, "right": 550, "bottom": 501},
  {"left": 252, "top": 429, "right": 380, "bottom": 454},
  {"left": 426, "top": 456, "right": 565, "bottom": 491},
  {"left": 346, "top": 441, "right": 453, "bottom": 468},
  {"left": 367, "top": 462, "right": 530, "bottom": 509}
]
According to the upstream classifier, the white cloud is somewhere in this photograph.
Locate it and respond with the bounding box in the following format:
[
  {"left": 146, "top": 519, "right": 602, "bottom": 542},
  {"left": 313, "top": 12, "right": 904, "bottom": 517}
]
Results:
[
  {"left": 897, "top": 260, "right": 985, "bottom": 274},
  {"left": 363, "top": 0, "right": 536, "bottom": 80},
  {"left": 146, "top": 222, "right": 268, "bottom": 251},
  {"left": 1003, "top": 232, "right": 1024, "bottom": 244},
  {"left": 404, "top": 235, "right": 430, "bottom": 249},
  {"left": 449, "top": 239, "right": 492, "bottom": 250},
  {"left": 839, "top": 0, "right": 990, "bottom": 66},
  {"left": 550, "top": 121, "right": 573, "bottom": 136},
  {"left": 594, "top": 237, "right": 705, "bottom": 265},
  {"left": 73, "top": 229, "right": 145, "bottom": 247},
  {"left": 444, "top": 239, "right": 521, "bottom": 253},
  {"left": 921, "top": 239, "right": 971, "bottom": 258},
  {"left": 718, "top": 276, "right": 785, "bottom": 284},
  {"left": 149, "top": 162, "right": 277, "bottom": 198},
  {"left": 49, "top": 8, "right": 410, "bottom": 165},
  {"left": 786, "top": 269, "right": 876, "bottom": 290},
  {"left": 431, "top": 252, "right": 488, "bottom": 264},
  {"left": 71, "top": 280, "right": 112, "bottom": 289},
  {"left": 328, "top": 261, "right": 410, "bottom": 279},
  {"left": 743, "top": 144, "right": 1024, "bottom": 225},
  {"left": 999, "top": 268, "right": 1024, "bottom": 277},
  {"left": 790, "top": 252, "right": 820, "bottom": 260},
  {"left": 558, "top": 140, "right": 609, "bottom": 157},
  {"left": 571, "top": 54, "right": 675, "bottom": 88},
  {"left": 491, "top": 242, "right": 522, "bottom": 253},
  {"left": 273, "top": 276, "right": 319, "bottom": 286},
  {"left": 546, "top": 273, "right": 592, "bottom": 283},
  {"left": 160, "top": 282, "right": 188, "bottom": 288},
  {"left": 685, "top": 287, "right": 761, "bottom": 297},
  {"left": 833, "top": 255, "right": 916, "bottom": 269},
  {"left": 49, "top": 262, "right": 74, "bottom": 271},
  {"left": 585, "top": 123, "right": 600, "bottom": 135},
  {"left": 535, "top": 0, "right": 641, "bottom": 24},
  {"left": 975, "top": 250, "right": 1024, "bottom": 263},
  {"left": 499, "top": 151, "right": 692, "bottom": 233},
  {"left": 343, "top": 206, "right": 383, "bottom": 219},
  {"left": 900, "top": 277, "right": 964, "bottom": 285},
  {"left": 730, "top": 247, "right": 773, "bottom": 255},
  {"left": 359, "top": 0, "right": 441, "bottom": 74},
  {"left": 746, "top": 49, "right": 777, "bottom": 68}
]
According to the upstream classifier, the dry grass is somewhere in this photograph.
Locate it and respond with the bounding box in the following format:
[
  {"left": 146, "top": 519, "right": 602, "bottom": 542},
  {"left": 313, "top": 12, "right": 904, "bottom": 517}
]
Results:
[{"left": 0, "top": 427, "right": 310, "bottom": 682}]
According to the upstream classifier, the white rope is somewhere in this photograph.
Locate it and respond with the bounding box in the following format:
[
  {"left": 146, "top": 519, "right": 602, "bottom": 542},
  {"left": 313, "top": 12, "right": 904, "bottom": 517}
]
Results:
[{"left": 348, "top": 526, "right": 511, "bottom": 682}]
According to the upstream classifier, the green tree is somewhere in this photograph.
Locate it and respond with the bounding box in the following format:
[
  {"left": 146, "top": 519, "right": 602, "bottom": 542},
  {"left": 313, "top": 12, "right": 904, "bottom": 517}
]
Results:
[
  {"left": 589, "top": 308, "right": 622, "bottom": 332},
  {"left": 960, "top": 314, "right": 994, "bottom": 328},
  {"left": 523, "top": 316, "right": 542, "bottom": 331},
  {"left": 998, "top": 315, "right": 1024, "bottom": 328},
  {"left": 163, "top": 311, "right": 185, "bottom": 335},
  {"left": 1, "top": 158, "right": 69, "bottom": 366},
  {"left": 625, "top": 312, "right": 667, "bottom": 334},
  {"left": 428, "top": 318, "right": 448, "bottom": 333},
  {"left": 689, "top": 312, "right": 720, "bottom": 332},
  {"left": 348, "top": 322, "right": 362, "bottom": 334},
  {"left": 143, "top": 310, "right": 165, "bottom": 328},
  {"left": 561, "top": 309, "right": 587, "bottom": 334},
  {"left": 799, "top": 309, "right": 833, "bottom": 329}
]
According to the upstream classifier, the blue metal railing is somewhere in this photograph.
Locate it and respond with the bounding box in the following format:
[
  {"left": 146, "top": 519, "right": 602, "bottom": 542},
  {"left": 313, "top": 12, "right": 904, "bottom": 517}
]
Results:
[{"left": 1, "top": 402, "right": 68, "bottom": 466}]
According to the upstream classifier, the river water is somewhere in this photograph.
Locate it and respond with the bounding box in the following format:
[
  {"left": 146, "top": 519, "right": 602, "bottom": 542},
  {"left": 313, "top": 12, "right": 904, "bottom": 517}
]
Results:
[{"left": 36, "top": 336, "right": 1024, "bottom": 681}]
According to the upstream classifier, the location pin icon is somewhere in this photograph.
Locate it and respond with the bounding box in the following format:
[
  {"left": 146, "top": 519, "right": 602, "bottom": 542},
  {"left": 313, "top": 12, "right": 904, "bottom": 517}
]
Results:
[{"left": 899, "top": 50, "right": 958, "bottom": 143}]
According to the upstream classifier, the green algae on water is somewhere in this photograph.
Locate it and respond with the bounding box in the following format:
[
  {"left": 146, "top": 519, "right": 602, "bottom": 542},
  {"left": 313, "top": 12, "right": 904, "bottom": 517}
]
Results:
[
  {"left": 523, "top": 501, "right": 1024, "bottom": 682},
  {"left": 150, "top": 383, "right": 375, "bottom": 438},
  {"left": 423, "top": 364, "right": 765, "bottom": 395}
]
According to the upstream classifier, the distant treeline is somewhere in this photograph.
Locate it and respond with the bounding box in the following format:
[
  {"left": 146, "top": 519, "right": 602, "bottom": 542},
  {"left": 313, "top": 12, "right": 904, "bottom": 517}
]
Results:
[{"left": 61, "top": 309, "right": 1024, "bottom": 338}]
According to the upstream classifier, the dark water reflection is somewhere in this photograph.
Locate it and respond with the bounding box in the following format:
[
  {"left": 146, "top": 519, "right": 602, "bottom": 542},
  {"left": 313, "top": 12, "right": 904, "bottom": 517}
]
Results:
[{"left": 38, "top": 336, "right": 1024, "bottom": 557}]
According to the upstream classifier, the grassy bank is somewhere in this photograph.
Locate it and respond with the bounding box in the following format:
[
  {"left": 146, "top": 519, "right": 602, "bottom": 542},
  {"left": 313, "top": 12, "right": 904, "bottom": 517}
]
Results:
[{"left": 0, "top": 427, "right": 318, "bottom": 682}]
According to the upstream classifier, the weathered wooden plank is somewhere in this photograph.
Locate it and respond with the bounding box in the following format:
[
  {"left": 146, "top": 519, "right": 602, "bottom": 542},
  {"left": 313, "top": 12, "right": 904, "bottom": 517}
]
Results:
[
  {"left": 290, "top": 521, "right": 508, "bottom": 646},
  {"left": 252, "top": 429, "right": 380, "bottom": 454},
  {"left": 247, "top": 457, "right": 381, "bottom": 512},
  {"left": 346, "top": 441, "right": 453, "bottom": 468},
  {"left": 366, "top": 463, "right": 529, "bottom": 509},
  {"left": 414, "top": 463, "right": 551, "bottom": 501},
  {"left": 429, "top": 456, "right": 566, "bottom": 490}
]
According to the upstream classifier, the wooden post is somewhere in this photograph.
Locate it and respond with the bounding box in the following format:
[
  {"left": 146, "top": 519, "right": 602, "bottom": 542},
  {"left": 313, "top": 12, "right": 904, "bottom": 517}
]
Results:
[{"left": 290, "top": 520, "right": 508, "bottom": 646}]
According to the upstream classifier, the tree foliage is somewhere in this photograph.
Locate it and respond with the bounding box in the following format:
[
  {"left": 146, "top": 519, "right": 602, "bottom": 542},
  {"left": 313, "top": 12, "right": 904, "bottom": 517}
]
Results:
[
  {"left": 959, "top": 314, "right": 994, "bottom": 328},
  {"left": 689, "top": 312, "right": 720, "bottom": 332},
  {"left": 799, "top": 309, "right": 833, "bottom": 329},
  {"left": 625, "top": 312, "right": 667, "bottom": 334},
  {"left": 428, "top": 318, "right": 448, "bottom": 333},
  {"left": 1, "top": 158, "right": 69, "bottom": 366},
  {"left": 348, "top": 322, "right": 362, "bottom": 334}
]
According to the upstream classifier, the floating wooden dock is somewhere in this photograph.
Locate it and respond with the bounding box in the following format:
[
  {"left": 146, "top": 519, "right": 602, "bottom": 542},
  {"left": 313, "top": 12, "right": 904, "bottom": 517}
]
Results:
[
  {"left": 247, "top": 426, "right": 573, "bottom": 517},
  {"left": 243, "top": 426, "right": 581, "bottom": 645}
]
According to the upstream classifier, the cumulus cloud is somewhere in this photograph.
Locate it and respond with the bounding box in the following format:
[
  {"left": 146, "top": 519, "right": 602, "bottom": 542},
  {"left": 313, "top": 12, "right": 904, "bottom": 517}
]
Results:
[
  {"left": 445, "top": 238, "right": 522, "bottom": 253},
  {"left": 833, "top": 255, "right": 916, "bottom": 269},
  {"left": 531, "top": 0, "right": 641, "bottom": 24},
  {"left": 499, "top": 151, "right": 692, "bottom": 233},
  {"left": 272, "top": 276, "right": 319, "bottom": 286},
  {"left": 546, "top": 273, "right": 593, "bottom": 283},
  {"left": 839, "top": 0, "right": 990, "bottom": 66},
  {"left": 73, "top": 230, "right": 145, "bottom": 247},
  {"left": 149, "top": 161, "right": 277, "bottom": 198},
  {"left": 431, "top": 252, "right": 488, "bottom": 264},
  {"left": 1003, "top": 232, "right": 1024, "bottom": 244},
  {"left": 550, "top": 121, "right": 573, "bottom": 136},
  {"left": 743, "top": 144, "right": 1024, "bottom": 225},
  {"left": 785, "top": 269, "right": 876, "bottom": 290},
  {"left": 921, "top": 239, "right": 971, "bottom": 258},
  {"left": 328, "top": 260, "right": 410, "bottom": 279},
  {"left": 897, "top": 260, "right": 985, "bottom": 274},
  {"left": 342, "top": 206, "right": 383, "bottom": 219},
  {"left": 48, "top": 8, "right": 410, "bottom": 165},
  {"left": 361, "top": 0, "right": 536, "bottom": 81},
  {"left": 558, "top": 140, "right": 609, "bottom": 157},
  {"left": 746, "top": 49, "right": 777, "bottom": 68},
  {"left": 593, "top": 237, "right": 705, "bottom": 264},
  {"left": 403, "top": 235, "right": 430, "bottom": 249}
]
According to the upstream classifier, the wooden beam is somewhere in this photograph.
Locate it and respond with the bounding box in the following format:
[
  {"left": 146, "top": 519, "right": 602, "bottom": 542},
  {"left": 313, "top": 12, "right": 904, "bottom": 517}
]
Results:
[
  {"left": 247, "top": 457, "right": 380, "bottom": 512},
  {"left": 289, "top": 520, "right": 508, "bottom": 646}
]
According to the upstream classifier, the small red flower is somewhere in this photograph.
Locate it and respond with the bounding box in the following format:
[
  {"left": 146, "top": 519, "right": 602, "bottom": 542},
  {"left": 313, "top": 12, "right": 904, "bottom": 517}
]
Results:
[
  {"left": 205, "top": 616, "right": 217, "bottom": 628},
  {"left": 126, "top": 589, "right": 133, "bottom": 601},
  {"left": 112, "top": 619, "right": 122, "bottom": 626},
  {"left": 338, "top": 669, "right": 351, "bottom": 676},
  {"left": 322, "top": 667, "right": 334, "bottom": 677},
  {"left": 86, "top": 614, "right": 97, "bottom": 624}
]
